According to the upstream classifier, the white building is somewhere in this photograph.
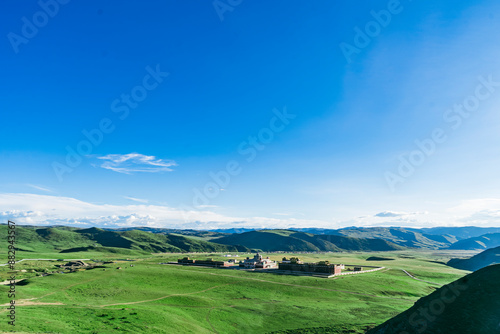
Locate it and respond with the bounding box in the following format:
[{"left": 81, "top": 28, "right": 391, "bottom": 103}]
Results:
[{"left": 240, "top": 253, "right": 278, "bottom": 269}]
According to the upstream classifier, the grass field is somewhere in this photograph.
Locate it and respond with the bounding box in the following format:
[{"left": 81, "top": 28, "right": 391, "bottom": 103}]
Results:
[{"left": 0, "top": 250, "right": 473, "bottom": 333}]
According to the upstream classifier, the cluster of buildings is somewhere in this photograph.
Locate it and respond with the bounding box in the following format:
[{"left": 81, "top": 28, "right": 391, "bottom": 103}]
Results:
[
  {"left": 278, "top": 257, "right": 344, "bottom": 275},
  {"left": 176, "top": 254, "right": 351, "bottom": 276},
  {"left": 177, "top": 253, "right": 280, "bottom": 269},
  {"left": 177, "top": 257, "right": 232, "bottom": 267},
  {"left": 239, "top": 253, "right": 278, "bottom": 269}
]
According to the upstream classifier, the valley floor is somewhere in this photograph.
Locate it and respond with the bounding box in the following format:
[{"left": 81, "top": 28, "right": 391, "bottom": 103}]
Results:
[{"left": 0, "top": 250, "right": 473, "bottom": 333}]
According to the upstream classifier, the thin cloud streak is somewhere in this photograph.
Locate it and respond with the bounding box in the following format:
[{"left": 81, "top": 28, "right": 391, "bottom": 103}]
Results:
[
  {"left": 96, "top": 153, "right": 177, "bottom": 174},
  {"left": 123, "top": 196, "right": 149, "bottom": 203},
  {"left": 26, "top": 184, "right": 53, "bottom": 192}
]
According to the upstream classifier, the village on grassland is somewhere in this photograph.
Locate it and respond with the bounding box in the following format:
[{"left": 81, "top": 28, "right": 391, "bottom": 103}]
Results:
[{"left": 0, "top": 246, "right": 476, "bottom": 334}]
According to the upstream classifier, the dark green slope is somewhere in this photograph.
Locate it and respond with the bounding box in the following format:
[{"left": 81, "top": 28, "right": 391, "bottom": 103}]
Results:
[
  {"left": 76, "top": 228, "right": 135, "bottom": 248},
  {"left": 107, "top": 226, "right": 229, "bottom": 239},
  {"left": 0, "top": 225, "right": 245, "bottom": 254},
  {"left": 288, "top": 232, "right": 342, "bottom": 251},
  {"left": 368, "top": 264, "right": 500, "bottom": 334},
  {"left": 295, "top": 227, "right": 460, "bottom": 248},
  {"left": 213, "top": 230, "right": 320, "bottom": 252},
  {"left": 75, "top": 228, "right": 246, "bottom": 253},
  {"left": 335, "top": 227, "right": 454, "bottom": 249},
  {"left": 0, "top": 225, "right": 96, "bottom": 252},
  {"left": 212, "top": 230, "right": 402, "bottom": 252},
  {"left": 316, "top": 234, "right": 404, "bottom": 251},
  {"left": 447, "top": 246, "right": 500, "bottom": 271},
  {"left": 448, "top": 233, "right": 500, "bottom": 250}
]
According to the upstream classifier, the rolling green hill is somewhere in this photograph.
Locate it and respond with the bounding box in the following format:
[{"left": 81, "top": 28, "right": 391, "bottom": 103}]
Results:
[
  {"left": 368, "top": 264, "right": 500, "bottom": 334},
  {"left": 447, "top": 233, "right": 500, "bottom": 250},
  {"left": 414, "top": 226, "right": 500, "bottom": 240},
  {"left": 0, "top": 225, "right": 246, "bottom": 254},
  {"left": 334, "top": 227, "right": 456, "bottom": 249},
  {"left": 212, "top": 229, "right": 403, "bottom": 252},
  {"left": 447, "top": 246, "right": 500, "bottom": 271},
  {"left": 107, "top": 226, "right": 229, "bottom": 240},
  {"left": 11, "top": 224, "right": 500, "bottom": 255},
  {"left": 295, "top": 227, "right": 456, "bottom": 249}
]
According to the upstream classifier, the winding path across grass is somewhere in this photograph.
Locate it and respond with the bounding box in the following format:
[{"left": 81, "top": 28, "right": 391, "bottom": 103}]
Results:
[
  {"left": 99, "top": 283, "right": 235, "bottom": 307},
  {"left": 401, "top": 269, "right": 443, "bottom": 286},
  {"left": 0, "top": 258, "right": 90, "bottom": 266}
]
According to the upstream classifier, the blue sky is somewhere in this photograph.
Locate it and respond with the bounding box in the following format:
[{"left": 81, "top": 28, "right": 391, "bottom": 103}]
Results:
[{"left": 2, "top": 0, "right": 500, "bottom": 229}]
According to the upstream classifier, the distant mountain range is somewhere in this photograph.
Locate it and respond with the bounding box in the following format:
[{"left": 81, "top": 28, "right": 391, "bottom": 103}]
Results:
[
  {"left": 410, "top": 226, "right": 500, "bottom": 239},
  {"left": 448, "top": 233, "right": 500, "bottom": 250},
  {"left": 368, "top": 264, "right": 500, "bottom": 333},
  {"left": 3, "top": 224, "right": 500, "bottom": 254},
  {"left": 213, "top": 226, "right": 500, "bottom": 239},
  {"left": 291, "top": 226, "right": 500, "bottom": 250},
  {"left": 211, "top": 229, "right": 404, "bottom": 252},
  {"left": 447, "top": 246, "right": 500, "bottom": 271},
  {"left": 0, "top": 225, "right": 247, "bottom": 255},
  {"left": 301, "top": 227, "right": 456, "bottom": 248}
]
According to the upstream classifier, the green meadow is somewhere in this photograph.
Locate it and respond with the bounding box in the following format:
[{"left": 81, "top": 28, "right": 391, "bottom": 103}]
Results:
[{"left": 0, "top": 250, "right": 472, "bottom": 333}]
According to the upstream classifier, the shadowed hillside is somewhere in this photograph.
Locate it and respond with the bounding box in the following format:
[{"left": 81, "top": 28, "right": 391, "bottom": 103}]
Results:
[
  {"left": 0, "top": 225, "right": 246, "bottom": 254},
  {"left": 335, "top": 227, "right": 455, "bottom": 249},
  {"left": 448, "top": 233, "right": 500, "bottom": 250},
  {"left": 368, "top": 264, "right": 500, "bottom": 334},
  {"left": 212, "top": 230, "right": 403, "bottom": 252},
  {"left": 447, "top": 246, "right": 500, "bottom": 271},
  {"left": 294, "top": 227, "right": 455, "bottom": 249},
  {"left": 415, "top": 226, "right": 500, "bottom": 240},
  {"left": 105, "top": 226, "right": 229, "bottom": 239}
]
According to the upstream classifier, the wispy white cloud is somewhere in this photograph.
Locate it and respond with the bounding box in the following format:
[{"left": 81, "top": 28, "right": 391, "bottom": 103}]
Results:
[
  {"left": 448, "top": 198, "right": 500, "bottom": 216},
  {"left": 458, "top": 209, "right": 500, "bottom": 225},
  {"left": 123, "top": 196, "right": 149, "bottom": 204},
  {"left": 26, "top": 184, "right": 53, "bottom": 193},
  {"left": 0, "top": 193, "right": 331, "bottom": 230},
  {"left": 449, "top": 199, "right": 500, "bottom": 226},
  {"left": 197, "top": 205, "right": 218, "bottom": 209},
  {"left": 2, "top": 193, "right": 499, "bottom": 230},
  {"left": 0, "top": 210, "right": 44, "bottom": 224},
  {"left": 96, "top": 153, "right": 177, "bottom": 174}
]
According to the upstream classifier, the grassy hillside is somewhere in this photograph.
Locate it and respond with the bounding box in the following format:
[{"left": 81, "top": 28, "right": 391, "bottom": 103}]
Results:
[
  {"left": 0, "top": 225, "right": 96, "bottom": 253},
  {"left": 212, "top": 230, "right": 403, "bottom": 252},
  {"left": 0, "top": 225, "right": 246, "bottom": 255},
  {"left": 108, "top": 227, "right": 229, "bottom": 240},
  {"left": 368, "top": 264, "right": 500, "bottom": 334},
  {"left": 448, "top": 233, "right": 500, "bottom": 250},
  {"left": 447, "top": 246, "right": 500, "bottom": 271},
  {"left": 415, "top": 226, "right": 500, "bottom": 240},
  {"left": 0, "top": 250, "right": 468, "bottom": 333},
  {"left": 335, "top": 227, "right": 455, "bottom": 249},
  {"left": 295, "top": 227, "right": 456, "bottom": 249},
  {"left": 212, "top": 230, "right": 321, "bottom": 252},
  {"left": 316, "top": 234, "right": 405, "bottom": 251}
]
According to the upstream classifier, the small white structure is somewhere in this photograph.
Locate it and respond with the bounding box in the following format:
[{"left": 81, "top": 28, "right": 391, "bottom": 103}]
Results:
[{"left": 240, "top": 253, "right": 277, "bottom": 269}]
